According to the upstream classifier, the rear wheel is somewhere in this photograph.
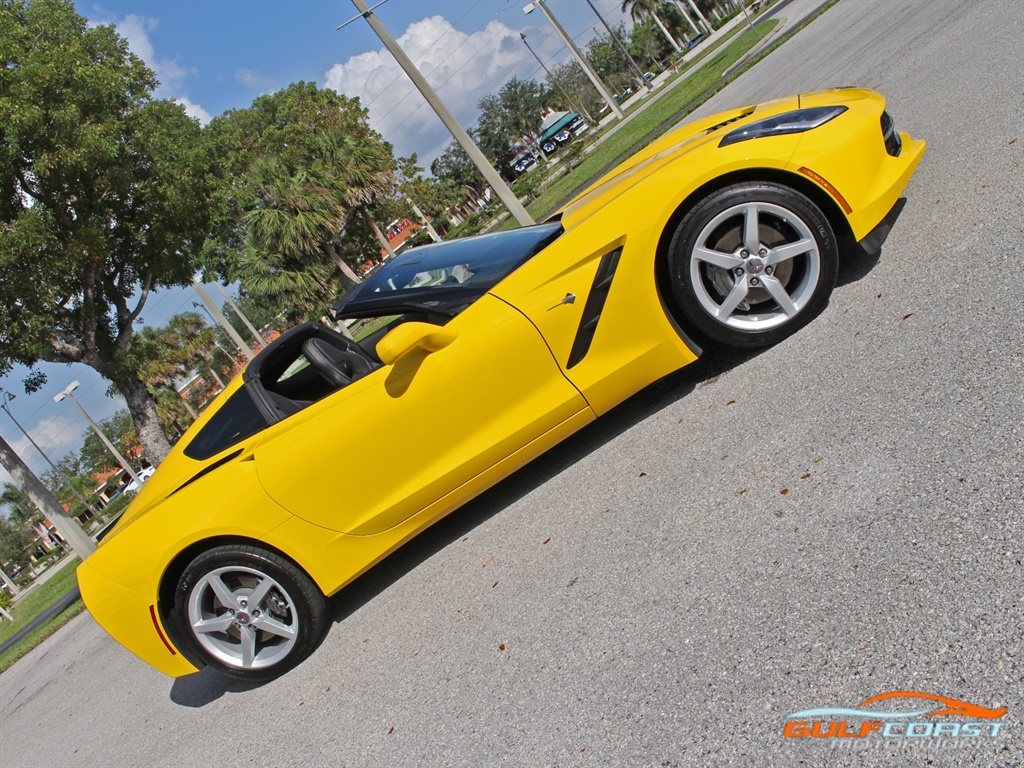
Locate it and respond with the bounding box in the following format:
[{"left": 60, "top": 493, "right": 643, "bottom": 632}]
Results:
[
  {"left": 667, "top": 182, "right": 838, "bottom": 348},
  {"left": 173, "top": 545, "right": 326, "bottom": 680}
]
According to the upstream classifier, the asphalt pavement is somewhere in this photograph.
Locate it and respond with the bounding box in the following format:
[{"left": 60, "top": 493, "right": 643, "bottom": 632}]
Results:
[{"left": 1, "top": 2, "right": 1021, "bottom": 766}]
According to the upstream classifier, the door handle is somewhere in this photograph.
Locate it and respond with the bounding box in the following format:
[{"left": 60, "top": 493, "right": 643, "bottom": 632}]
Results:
[{"left": 547, "top": 293, "right": 576, "bottom": 311}]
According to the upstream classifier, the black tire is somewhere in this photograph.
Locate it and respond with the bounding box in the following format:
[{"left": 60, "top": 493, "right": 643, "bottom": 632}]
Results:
[
  {"left": 172, "top": 545, "right": 326, "bottom": 681},
  {"left": 666, "top": 182, "right": 839, "bottom": 348}
]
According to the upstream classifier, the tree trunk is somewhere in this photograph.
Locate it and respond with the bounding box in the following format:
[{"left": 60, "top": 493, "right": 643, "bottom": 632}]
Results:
[
  {"left": 362, "top": 208, "right": 397, "bottom": 260},
  {"left": 674, "top": 0, "right": 702, "bottom": 35},
  {"left": 324, "top": 242, "right": 362, "bottom": 290},
  {"left": 114, "top": 372, "right": 173, "bottom": 465}
]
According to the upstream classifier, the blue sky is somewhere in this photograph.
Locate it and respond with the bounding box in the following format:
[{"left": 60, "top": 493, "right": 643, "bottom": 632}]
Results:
[{"left": 2, "top": 0, "right": 636, "bottom": 484}]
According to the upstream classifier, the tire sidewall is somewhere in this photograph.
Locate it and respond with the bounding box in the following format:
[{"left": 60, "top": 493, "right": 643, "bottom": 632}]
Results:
[
  {"left": 171, "top": 544, "right": 326, "bottom": 681},
  {"left": 667, "top": 182, "right": 839, "bottom": 348}
]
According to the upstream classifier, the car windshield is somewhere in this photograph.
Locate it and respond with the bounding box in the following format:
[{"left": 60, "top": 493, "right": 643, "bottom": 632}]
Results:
[{"left": 336, "top": 221, "right": 563, "bottom": 317}]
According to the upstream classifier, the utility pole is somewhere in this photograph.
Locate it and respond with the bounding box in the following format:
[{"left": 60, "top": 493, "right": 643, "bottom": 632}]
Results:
[
  {"left": 0, "top": 435, "right": 96, "bottom": 559},
  {"left": 343, "top": 0, "right": 535, "bottom": 227},
  {"left": 524, "top": 0, "right": 624, "bottom": 121},
  {"left": 192, "top": 278, "right": 256, "bottom": 361},
  {"left": 520, "top": 32, "right": 592, "bottom": 123}
]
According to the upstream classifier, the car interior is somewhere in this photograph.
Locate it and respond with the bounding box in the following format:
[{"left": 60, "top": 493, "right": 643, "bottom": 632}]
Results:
[{"left": 244, "top": 322, "right": 383, "bottom": 419}]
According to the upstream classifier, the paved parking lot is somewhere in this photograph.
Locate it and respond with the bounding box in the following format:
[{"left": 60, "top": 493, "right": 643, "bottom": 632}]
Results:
[{"left": 1, "top": 1, "right": 1021, "bottom": 766}]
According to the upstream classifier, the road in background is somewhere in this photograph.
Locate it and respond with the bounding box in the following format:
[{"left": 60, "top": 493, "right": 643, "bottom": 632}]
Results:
[{"left": 2, "top": 2, "right": 1021, "bottom": 765}]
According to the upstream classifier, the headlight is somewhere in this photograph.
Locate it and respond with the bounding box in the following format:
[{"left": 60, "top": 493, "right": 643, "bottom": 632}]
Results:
[{"left": 719, "top": 106, "right": 848, "bottom": 147}]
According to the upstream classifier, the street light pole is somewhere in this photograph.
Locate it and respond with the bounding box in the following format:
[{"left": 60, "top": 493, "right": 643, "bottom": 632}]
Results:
[
  {"left": 524, "top": 0, "right": 624, "bottom": 121},
  {"left": 1, "top": 391, "right": 99, "bottom": 516},
  {"left": 343, "top": 0, "right": 535, "bottom": 227},
  {"left": 53, "top": 382, "right": 142, "bottom": 486}
]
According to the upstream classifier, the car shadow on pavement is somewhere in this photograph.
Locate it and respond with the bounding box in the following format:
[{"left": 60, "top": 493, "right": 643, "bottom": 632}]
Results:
[
  {"left": 837, "top": 197, "right": 907, "bottom": 288},
  {"left": 170, "top": 665, "right": 268, "bottom": 706}
]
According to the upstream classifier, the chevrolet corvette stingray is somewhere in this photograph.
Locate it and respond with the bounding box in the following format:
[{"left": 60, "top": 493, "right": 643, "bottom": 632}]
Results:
[{"left": 78, "top": 88, "right": 925, "bottom": 680}]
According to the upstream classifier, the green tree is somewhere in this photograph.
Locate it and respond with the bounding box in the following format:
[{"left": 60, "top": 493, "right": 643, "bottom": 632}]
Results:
[
  {"left": 586, "top": 26, "right": 637, "bottom": 96},
  {"left": 0, "top": 483, "right": 37, "bottom": 526},
  {"left": 475, "top": 78, "right": 552, "bottom": 175},
  {"left": 545, "top": 60, "right": 604, "bottom": 121},
  {"left": 497, "top": 77, "right": 551, "bottom": 139},
  {"left": 207, "top": 82, "right": 396, "bottom": 313},
  {"left": 129, "top": 311, "right": 227, "bottom": 431},
  {"left": 430, "top": 135, "right": 488, "bottom": 200},
  {"left": 622, "top": 0, "right": 683, "bottom": 54},
  {"left": 0, "top": 513, "right": 36, "bottom": 572},
  {"left": 78, "top": 410, "right": 139, "bottom": 477},
  {"left": 0, "top": 0, "right": 216, "bottom": 464}
]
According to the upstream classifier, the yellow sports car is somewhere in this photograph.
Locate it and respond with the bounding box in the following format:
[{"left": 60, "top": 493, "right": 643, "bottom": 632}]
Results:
[{"left": 78, "top": 88, "right": 924, "bottom": 680}]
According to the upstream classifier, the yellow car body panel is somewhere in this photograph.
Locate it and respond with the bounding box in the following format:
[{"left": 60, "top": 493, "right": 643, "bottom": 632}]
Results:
[
  {"left": 253, "top": 295, "right": 590, "bottom": 536},
  {"left": 261, "top": 408, "right": 595, "bottom": 598},
  {"left": 78, "top": 88, "right": 925, "bottom": 678}
]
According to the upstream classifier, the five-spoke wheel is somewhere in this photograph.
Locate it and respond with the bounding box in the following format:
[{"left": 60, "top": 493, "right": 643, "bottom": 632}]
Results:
[
  {"left": 667, "top": 182, "right": 838, "bottom": 347},
  {"left": 173, "top": 545, "right": 326, "bottom": 680}
]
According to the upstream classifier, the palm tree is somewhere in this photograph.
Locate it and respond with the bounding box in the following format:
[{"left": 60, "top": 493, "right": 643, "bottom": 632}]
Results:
[
  {"left": 0, "top": 483, "right": 37, "bottom": 526},
  {"left": 239, "top": 128, "right": 398, "bottom": 315},
  {"left": 622, "top": 0, "right": 682, "bottom": 53},
  {"left": 311, "top": 130, "right": 397, "bottom": 269}
]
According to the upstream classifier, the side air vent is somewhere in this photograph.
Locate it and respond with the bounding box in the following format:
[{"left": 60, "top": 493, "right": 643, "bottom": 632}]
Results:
[{"left": 567, "top": 247, "right": 622, "bottom": 369}]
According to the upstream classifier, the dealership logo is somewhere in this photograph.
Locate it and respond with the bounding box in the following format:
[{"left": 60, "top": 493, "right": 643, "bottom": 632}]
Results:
[{"left": 784, "top": 691, "right": 1007, "bottom": 740}]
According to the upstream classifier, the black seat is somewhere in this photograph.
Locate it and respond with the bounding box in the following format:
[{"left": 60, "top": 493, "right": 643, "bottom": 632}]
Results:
[{"left": 302, "top": 337, "right": 374, "bottom": 389}]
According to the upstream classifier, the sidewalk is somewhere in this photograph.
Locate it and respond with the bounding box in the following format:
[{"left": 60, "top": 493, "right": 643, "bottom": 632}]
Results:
[{"left": 10, "top": 552, "right": 78, "bottom": 606}]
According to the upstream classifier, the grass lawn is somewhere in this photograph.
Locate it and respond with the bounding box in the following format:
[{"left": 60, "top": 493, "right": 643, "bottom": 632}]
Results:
[{"left": 0, "top": 556, "right": 85, "bottom": 674}]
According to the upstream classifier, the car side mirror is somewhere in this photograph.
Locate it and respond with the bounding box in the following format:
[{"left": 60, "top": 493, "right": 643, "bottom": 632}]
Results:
[{"left": 376, "top": 322, "right": 458, "bottom": 366}]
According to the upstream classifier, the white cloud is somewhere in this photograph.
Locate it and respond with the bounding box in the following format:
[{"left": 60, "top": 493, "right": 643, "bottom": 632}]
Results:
[
  {"left": 106, "top": 13, "right": 210, "bottom": 120},
  {"left": 236, "top": 68, "right": 274, "bottom": 90},
  {"left": 1, "top": 413, "right": 82, "bottom": 480},
  {"left": 175, "top": 97, "right": 212, "bottom": 126},
  {"left": 324, "top": 15, "right": 536, "bottom": 165}
]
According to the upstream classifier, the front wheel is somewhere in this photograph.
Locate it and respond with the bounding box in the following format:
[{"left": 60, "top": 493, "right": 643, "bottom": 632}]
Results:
[
  {"left": 666, "top": 182, "right": 839, "bottom": 348},
  {"left": 172, "top": 545, "right": 326, "bottom": 680}
]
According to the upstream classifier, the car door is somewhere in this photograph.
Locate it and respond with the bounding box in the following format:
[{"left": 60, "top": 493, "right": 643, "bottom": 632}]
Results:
[{"left": 252, "top": 294, "right": 591, "bottom": 536}]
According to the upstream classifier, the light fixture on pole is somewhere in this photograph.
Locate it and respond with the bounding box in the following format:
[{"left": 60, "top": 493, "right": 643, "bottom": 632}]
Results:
[
  {"left": 1, "top": 390, "right": 99, "bottom": 516},
  {"left": 523, "top": 0, "right": 623, "bottom": 121},
  {"left": 53, "top": 381, "right": 142, "bottom": 486}
]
